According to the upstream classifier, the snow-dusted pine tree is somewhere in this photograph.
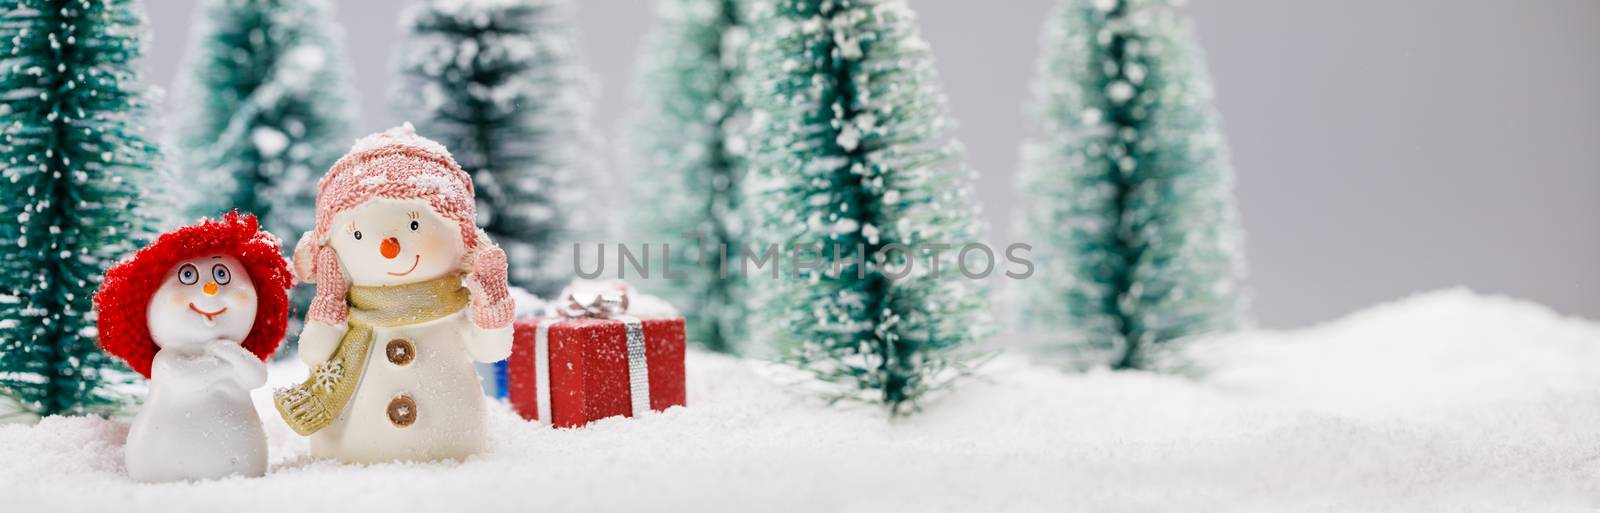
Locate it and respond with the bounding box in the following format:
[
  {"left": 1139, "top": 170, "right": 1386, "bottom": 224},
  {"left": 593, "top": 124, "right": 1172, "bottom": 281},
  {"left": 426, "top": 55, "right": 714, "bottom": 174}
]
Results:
[
  {"left": 1015, "top": 0, "right": 1247, "bottom": 370},
  {"left": 175, "top": 0, "right": 354, "bottom": 356},
  {"left": 0, "top": 0, "right": 160, "bottom": 418},
  {"left": 630, "top": 0, "right": 750, "bottom": 354},
  {"left": 176, "top": 0, "right": 353, "bottom": 245},
  {"left": 744, "top": 0, "right": 989, "bottom": 413},
  {"left": 398, "top": 0, "right": 594, "bottom": 298}
]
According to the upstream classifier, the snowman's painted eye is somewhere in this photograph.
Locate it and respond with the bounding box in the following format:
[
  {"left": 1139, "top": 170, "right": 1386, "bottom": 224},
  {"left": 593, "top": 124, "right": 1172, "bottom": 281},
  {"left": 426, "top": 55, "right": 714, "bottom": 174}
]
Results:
[
  {"left": 178, "top": 264, "right": 199, "bottom": 285},
  {"left": 354, "top": 230, "right": 363, "bottom": 241},
  {"left": 410, "top": 220, "right": 420, "bottom": 231},
  {"left": 212, "top": 264, "right": 231, "bottom": 285}
]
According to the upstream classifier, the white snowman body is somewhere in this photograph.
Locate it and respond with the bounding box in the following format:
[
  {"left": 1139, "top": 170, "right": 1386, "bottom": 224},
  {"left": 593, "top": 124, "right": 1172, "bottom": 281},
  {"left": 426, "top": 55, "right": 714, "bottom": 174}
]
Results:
[
  {"left": 126, "top": 255, "right": 269, "bottom": 482},
  {"left": 297, "top": 198, "right": 512, "bottom": 463},
  {"left": 308, "top": 310, "right": 505, "bottom": 462}
]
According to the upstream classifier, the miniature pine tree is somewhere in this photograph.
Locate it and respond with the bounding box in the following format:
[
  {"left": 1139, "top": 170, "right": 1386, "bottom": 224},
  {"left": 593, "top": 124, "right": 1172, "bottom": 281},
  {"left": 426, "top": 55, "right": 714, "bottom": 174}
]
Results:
[
  {"left": 745, "top": 0, "right": 989, "bottom": 413},
  {"left": 176, "top": 0, "right": 354, "bottom": 246},
  {"left": 398, "top": 0, "right": 594, "bottom": 298},
  {"left": 630, "top": 0, "right": 751, "bottom": 354},
  {"left": 1015, "top": 0, "right": 1248, "bottom": 370},
  {"left": 0, "top": 0, "right": 161, "bottom": 418},
  {"left": 174, "top": 0, "right": 354, "bottom": 356}
]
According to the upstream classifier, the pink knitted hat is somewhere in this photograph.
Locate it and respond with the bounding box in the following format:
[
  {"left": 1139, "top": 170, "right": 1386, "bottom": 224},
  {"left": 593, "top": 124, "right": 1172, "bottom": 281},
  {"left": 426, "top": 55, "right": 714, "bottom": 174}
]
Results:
[
  {"left": 292, "top": 123, "right": 480, "bottom": 283},
  {"left": 293, "top": 123, "right": 512, "bottom": 327}
]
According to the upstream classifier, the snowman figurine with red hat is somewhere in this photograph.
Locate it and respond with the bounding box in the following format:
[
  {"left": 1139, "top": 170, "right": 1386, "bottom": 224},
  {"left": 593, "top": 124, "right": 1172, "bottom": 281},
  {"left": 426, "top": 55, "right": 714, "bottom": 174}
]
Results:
[
  {"left": 94, "top": 211, "right": 295, "bottom": 482},
  {"left": 274, "top": 123, "right": 515, "bottom": 463}
]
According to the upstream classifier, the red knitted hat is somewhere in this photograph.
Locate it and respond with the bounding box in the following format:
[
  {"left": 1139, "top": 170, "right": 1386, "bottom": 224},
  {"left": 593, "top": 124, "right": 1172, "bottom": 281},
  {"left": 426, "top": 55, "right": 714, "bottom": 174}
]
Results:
[{"left": 94, "top": 211, "right": 294, "bottom": 379}]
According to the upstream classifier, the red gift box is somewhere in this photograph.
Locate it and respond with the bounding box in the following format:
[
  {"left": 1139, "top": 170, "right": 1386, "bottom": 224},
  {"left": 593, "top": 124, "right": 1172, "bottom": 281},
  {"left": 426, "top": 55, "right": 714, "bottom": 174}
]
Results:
[{"left": 508, "top": 315, "right": 686, "bottom": 428}]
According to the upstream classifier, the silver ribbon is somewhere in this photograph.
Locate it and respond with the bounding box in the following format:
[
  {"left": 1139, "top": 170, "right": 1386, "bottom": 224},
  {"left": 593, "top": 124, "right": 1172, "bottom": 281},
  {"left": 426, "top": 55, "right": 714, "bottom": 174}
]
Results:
[
  {"left": 533, "top": 318, "right": 557, "bottom": 424},
  {"left": 533, "top": 282, "right": 651, "bottom": 425},
  {"left": 621, "top": 314, "right": 650, "bottom": 416}
]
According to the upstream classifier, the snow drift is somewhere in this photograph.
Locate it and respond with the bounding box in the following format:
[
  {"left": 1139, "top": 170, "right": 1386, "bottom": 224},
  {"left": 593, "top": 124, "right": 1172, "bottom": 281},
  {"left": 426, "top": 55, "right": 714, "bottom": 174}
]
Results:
[{"left": 3, "top": 288, "right": 1598, "bottom": 512}]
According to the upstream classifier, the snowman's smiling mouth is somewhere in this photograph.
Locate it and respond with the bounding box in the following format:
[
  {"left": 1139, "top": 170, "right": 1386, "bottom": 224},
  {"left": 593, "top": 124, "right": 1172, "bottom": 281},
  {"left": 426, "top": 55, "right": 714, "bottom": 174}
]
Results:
[
  {"left": 188, "top": 303, "right": 227, "bottom": 321},
  {"left": 386, "top": 254, "right": 421, "bottom": 276}
]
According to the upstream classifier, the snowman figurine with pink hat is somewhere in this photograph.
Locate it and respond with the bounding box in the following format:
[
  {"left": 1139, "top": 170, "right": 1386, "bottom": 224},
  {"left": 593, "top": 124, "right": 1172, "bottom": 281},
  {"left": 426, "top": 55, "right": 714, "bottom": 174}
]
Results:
[{"left": 274, "top": 123, "right": 515, "bottom": 463}]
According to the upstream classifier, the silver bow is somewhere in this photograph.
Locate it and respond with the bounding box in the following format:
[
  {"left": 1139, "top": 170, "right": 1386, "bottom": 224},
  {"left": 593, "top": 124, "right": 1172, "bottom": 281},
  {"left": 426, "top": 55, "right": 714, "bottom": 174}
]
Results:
[{"left": 553, "top": 281, "right": 631, "bottom": 319}]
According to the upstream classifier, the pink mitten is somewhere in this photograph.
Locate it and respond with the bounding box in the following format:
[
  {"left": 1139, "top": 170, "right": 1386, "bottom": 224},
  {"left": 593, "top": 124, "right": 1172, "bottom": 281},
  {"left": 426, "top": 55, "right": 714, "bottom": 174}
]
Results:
[
  {"left": 467, "top": 246, "right": 513, "bottom": 329},
  {"left": 306, "top": 247, "right": 349, "bottom": 325}
]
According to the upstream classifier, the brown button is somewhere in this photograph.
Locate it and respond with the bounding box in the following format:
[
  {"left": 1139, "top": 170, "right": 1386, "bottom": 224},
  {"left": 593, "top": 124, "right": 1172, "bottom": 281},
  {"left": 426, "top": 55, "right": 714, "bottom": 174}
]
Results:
[
  {"left": 387, "top": 394, "right": 417, "bottom": 428},
  {"left": 385, "top": 338, "right": 415, "bottom": 366}
]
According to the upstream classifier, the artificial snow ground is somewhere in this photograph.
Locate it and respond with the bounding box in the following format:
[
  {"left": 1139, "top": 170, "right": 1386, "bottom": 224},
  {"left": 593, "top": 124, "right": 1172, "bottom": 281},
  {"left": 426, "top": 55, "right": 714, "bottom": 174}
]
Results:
[{"left": 5, "top": 289, "right": 1600, "bottom": 513}]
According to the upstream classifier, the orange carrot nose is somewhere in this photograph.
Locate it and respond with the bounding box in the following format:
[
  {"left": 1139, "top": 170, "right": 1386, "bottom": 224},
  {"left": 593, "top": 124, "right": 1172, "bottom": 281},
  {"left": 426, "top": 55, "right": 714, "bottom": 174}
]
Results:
[
  {"left": 203, "top": 281, "right": 219, "bottom": 296},
  {"left": 380, "top": 237, "right": 401, "bottom": 259}
]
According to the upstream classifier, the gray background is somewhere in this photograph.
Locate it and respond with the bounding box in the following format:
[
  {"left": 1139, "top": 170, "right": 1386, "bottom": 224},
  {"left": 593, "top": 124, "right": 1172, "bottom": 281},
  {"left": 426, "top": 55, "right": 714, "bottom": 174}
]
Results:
[{"left": 142, "top": 0, "right": 1600, "bottom": 328}]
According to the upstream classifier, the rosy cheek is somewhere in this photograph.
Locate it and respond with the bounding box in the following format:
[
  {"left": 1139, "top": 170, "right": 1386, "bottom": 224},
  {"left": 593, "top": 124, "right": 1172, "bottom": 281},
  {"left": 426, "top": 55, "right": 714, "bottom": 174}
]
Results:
[
  {"left": 417, "top": 233, "right": 447, "bottom": 258},
  {"left": 228, "top": 290, "right": 253, "bottom": 305},
  {"left": 170, "top": 291, "right": 189, "bottom": 307}
]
